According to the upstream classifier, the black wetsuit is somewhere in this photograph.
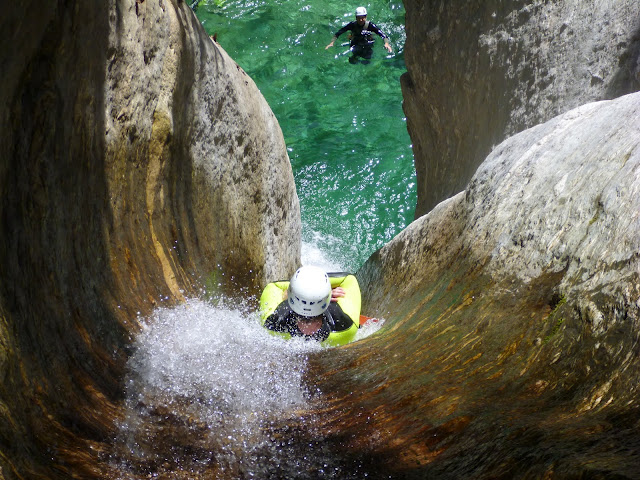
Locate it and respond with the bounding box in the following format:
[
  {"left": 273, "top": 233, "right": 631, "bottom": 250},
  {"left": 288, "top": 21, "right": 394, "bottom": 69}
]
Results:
[
  {"left": 334, "top": 20, "right": 388, "bottom": 59},
  {"left": 264, "top": 301, "right": 355, "bottom": 342}
]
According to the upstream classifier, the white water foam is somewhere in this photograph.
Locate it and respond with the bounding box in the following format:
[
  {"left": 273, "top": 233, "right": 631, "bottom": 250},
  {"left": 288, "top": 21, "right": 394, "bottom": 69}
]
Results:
[
  {"left": 114, "top": 298, "right": 322, "bottom": 476},
  {"left": 301, "top": 238, "right": 345, "bottom": 272},
  {"left": 113, "top": 239, "right": 384, "bottom": 476},
  {"left": 354, "top": 316, "right": 385, "bottom": 341},
  {"left": 133, "top": 300, "right": 320, "bottom": 408}
]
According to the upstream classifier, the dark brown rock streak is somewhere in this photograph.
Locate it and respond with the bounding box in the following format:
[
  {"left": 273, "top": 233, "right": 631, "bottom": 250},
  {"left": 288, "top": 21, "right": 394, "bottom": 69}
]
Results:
[{"left": 0, "top": 0, "right": 299, "bottom": 478}]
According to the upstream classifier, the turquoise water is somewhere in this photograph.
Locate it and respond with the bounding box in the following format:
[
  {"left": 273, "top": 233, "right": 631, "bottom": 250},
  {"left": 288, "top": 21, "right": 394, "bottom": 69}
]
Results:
[{"left": 196, "top": 0, "right": 415, "bottom": 271}]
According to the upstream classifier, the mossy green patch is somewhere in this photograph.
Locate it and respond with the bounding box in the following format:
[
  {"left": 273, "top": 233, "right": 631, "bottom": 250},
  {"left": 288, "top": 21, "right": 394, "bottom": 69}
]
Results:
[{"left": 543, "top": 293, "right": 567, "bottom": 343}]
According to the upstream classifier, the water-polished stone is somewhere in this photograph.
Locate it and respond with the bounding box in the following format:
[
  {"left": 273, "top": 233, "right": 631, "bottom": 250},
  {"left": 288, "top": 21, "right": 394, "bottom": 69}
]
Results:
[
  {"left": 1, "top": 0, "right": 639, "bottom": 478},
  {"left": 308, "top": 92, "right": 640, "bottom": 479},
  {"left": 0, "top": 0, "right": 298, "bottom": 477},
  {"left": 402, "top": 0, "right": 640, "bottom": 217}
]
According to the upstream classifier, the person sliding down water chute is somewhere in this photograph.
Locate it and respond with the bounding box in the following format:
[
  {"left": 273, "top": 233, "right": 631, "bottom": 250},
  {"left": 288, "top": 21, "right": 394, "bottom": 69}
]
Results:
[
  {"left": 325, "top": 6, "right": 393, "bottom": 64},
  {"left": 259, "top": 266, "right": 361, "bottom": 346}
]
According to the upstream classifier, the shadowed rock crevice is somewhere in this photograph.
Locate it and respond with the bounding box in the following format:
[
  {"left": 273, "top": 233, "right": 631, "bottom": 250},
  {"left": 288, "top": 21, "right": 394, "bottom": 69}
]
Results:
[
  {"left": 606, "top": 16, "right": 640, "bottom": 98},
  {"left": 0, "top": 2, "right": 126, "bottom": 478},
  {"left": 0, "top": 0, "right": 299, "bottom": 478}
]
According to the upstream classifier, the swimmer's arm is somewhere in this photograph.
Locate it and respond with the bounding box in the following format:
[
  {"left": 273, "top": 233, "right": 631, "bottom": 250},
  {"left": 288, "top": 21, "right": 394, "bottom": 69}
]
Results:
[
  {"left": 325, "top": 35, "right": 338, "bottom": 49},
  {"left": 326, "top": 24, "right": 352, "bottom": 49}
]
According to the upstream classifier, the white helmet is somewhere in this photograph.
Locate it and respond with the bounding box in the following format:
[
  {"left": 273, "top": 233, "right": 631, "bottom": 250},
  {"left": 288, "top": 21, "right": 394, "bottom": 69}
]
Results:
[
  {"left": 287, "top": 266, "right": 331, "bottom": 317},
  {"left": 355, "top": 7, "right": 367, "bottom": 17}
]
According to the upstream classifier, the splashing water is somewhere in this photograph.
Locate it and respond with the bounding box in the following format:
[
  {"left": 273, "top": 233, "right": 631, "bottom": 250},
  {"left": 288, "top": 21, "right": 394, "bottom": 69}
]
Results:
[
  {"left": 301, "top": 237, "right": 345, "bottom": 272},
  {"left": 113, "top": 3, "right": 400, "bottom": 472},
  {"left": 129, "top": 300, "right": 318, "bottom": 412},
  {"left": 112, "top": 299, "right": 323, "bottom": 476},
  {"left": 112, "top": 297, "right": 384, "bottom": 477}
]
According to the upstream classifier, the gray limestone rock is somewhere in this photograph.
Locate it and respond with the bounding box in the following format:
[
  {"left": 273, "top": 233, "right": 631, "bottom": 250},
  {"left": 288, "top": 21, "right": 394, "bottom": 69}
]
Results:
[
  {"left": 402, "top": 0, "right": 640, "bottom": 217},
  {"left": 334, "top": 92, "right": 640, "bottom": 480},
  {"left": 362, "top": 91, "right": 640, "bottom": 321}
]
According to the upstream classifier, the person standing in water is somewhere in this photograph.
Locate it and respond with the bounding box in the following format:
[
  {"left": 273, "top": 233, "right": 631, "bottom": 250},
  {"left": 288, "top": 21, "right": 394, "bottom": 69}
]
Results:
[{"left": 325, "top": 6, "right": 393, "bottom": 64}]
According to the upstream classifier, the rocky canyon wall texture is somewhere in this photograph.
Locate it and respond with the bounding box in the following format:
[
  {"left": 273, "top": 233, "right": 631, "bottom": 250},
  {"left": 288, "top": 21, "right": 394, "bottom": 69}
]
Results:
[
  {"left": 306, "top": 92, "right": 640, "bottom": 479},
  {"left": 0, "top": 0, "right": 298, "bottom": 477},
  {"left": 402, "top": 0, "right": 640, "bottom": 217}
]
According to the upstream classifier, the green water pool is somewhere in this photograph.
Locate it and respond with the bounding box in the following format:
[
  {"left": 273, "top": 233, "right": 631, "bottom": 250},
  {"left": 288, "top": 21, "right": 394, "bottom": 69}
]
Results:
[{"left": 196, "top": 0, "right": 415, "bottom": 271}]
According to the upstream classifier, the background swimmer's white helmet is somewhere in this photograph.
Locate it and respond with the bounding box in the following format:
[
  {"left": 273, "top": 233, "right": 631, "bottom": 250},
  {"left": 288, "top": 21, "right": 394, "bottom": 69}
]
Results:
[
  {"left": 356, "top": 7, "right": 367, "bottom": 16},
  {"left": 287, "top": 266, "right": 331, "bottom": 317}
]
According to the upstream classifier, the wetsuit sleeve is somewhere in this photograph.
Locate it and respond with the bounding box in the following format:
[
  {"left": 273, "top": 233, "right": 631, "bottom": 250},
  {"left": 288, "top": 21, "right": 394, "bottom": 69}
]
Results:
[
  {"left": 334, "top": 21, "right": 354, "bottom": 38},
  {"left": 326, "top": 303, "right": 356, "bottom": 332},
  {"left": 264, "top": 301, "right": 293, "bottom": 333},
  {"left": 368, "top": 22, "right": 388, "bottom": 39}
]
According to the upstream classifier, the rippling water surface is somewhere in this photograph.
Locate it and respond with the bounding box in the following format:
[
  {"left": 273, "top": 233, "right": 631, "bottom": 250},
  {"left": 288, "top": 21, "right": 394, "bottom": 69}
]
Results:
[{"left": 197, "top": 0, "right": 415, "bottom": 271}]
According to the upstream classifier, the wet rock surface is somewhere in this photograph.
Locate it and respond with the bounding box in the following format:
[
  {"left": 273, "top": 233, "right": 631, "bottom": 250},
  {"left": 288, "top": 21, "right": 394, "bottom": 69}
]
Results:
[
  {"left": 402, "top": 0, "right": 640, "bottom": 216},
  {"left": 0, "top": 0, "right": 298, "bottom": 477},
  {"left": 1, "top": 0, "right": 639, "bottom": 479},
  {"left": 310, "top": 92, "right": 640, "bottom": 479}
]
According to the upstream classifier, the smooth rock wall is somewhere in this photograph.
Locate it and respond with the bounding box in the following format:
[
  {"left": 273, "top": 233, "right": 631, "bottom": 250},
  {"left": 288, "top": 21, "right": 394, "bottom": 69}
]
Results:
[
  {"left": 0, "top": 0, "right": 299, "bottom": 477},
  {"left": 307, "top": 92, "right": 640, "bottom": 478},
  {"left": 402, "top": 0, "right": 640, "bottom": 217}
]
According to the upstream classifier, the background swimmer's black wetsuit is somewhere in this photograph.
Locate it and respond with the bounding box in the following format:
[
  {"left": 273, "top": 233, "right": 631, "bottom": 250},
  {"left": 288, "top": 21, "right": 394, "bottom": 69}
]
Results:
[
  {"left": 334, "top": 21, "right": 388, "bottom": 58},
  {"left": 264, "top": 301, "right": 354, "bottom": 342}
]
